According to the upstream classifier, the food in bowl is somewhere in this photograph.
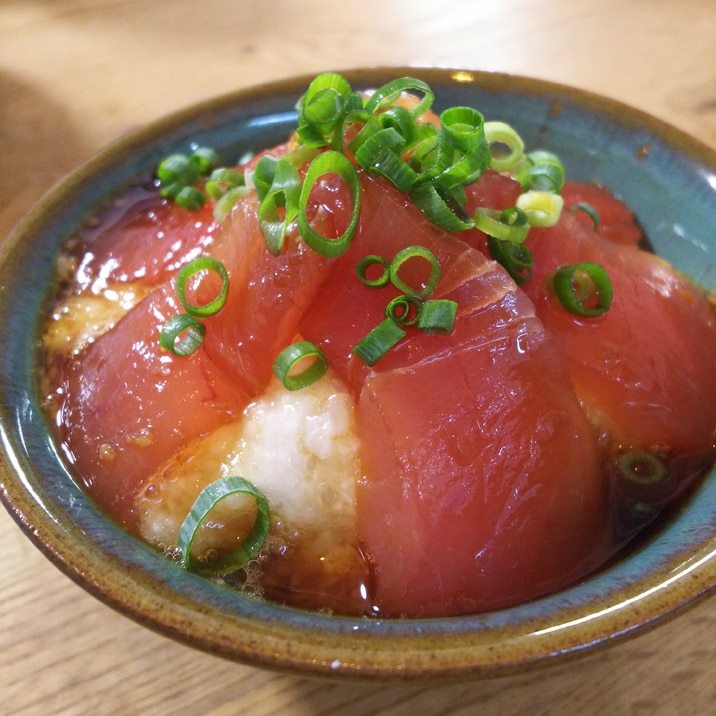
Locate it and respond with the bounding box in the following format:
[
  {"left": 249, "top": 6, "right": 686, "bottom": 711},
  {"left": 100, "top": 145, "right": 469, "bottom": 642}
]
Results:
[{"left": 40, "top": 73, "right": 716, "bottom": 619}]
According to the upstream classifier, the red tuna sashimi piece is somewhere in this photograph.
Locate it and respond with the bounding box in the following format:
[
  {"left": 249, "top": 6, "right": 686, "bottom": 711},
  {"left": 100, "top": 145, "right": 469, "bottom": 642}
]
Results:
[
  {"left": 54, "top": 168, "right": 348, "bottom": 528},
  {"left": 200, "top": 192, "right": 333, "bottom": 395},
  {"left": 301, "top": 174, "right": 608, "bottom": 616},
  {"left": 72, "top": 188, "right": 220, "bottom": 289},
  {"left": 72, "top": 142, "right": 297, "bottom": 292},
  {"left": 56, "top": 282, "right": 250, "bottom": 530},
  {"left": 523, "top": 210, "right": 716, "bottom": 468}
]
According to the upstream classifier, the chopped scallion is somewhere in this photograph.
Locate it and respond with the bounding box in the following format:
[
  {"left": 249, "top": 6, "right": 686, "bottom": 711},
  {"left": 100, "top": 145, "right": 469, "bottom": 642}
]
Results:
[
  {"left": 552, "top": 262, "right": 613, "bottom": 316},
  {"left": 297, "top": 150, "right": 361, "bottom": 257},
  {"left": 618, "top": 451, "right": 669, "bottom": 485},
  {"left": 385, "top": 294, "right": 422, "bottom": 327},
  {"left": 570, "top": 201, "right": 600, "bottom": 230},
  {"left": 487, "top": 235, "right": 534, "bottom": 285},
  {"left": 356, "top": 254, "right": 391, "bottom": 288},
  {"left": 389, "top": 245, "right": 441, "bottom": 299},
  {"left": 178, "top": 476, "right": 270, "bottom": 574},
  {"left": 158, "top": 314, "right": 206, "bottom": 356},
  {"left": 176, "top": 257, "right": 229, "bottom": 318},
  {"left": 254, "top": 157, "right": 302, "bottom": 256},
  {"left": 516, "top": 190, "right": 564, "bottom": 227},
  {"left": 273, "top": 341, "right": 328, "bottom": 390},
  {"left": 354, "top": 318, "right": 407, "bottom": 366},
  {"left": 473, "top": 207, "right": 530, "bottom": 243},
  {"left": 417, "top": 298, "right": 458, "bottom": 333}
]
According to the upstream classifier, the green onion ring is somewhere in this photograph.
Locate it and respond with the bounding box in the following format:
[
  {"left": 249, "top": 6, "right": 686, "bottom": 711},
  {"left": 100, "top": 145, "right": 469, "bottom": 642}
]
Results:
[
  {"left": 189, "top": 147, "right": 221, "bottom": 175},
  {"left": 516, "top": 190, "right": 564, "bottom": 227},
  {"left": 205, "top": 167, "right": 244, "bottom": 200},
  {"left": 439, "top": 106, "right": 486, "bottom": 153},
  {"left": 517, "top": 150, "right": 565, "bottom": 193},
  {"left": 484, "top": 121, "right": 525, "bottom": 173},
  {"left": 356, "top": 254, "right": 391, "bottom": 287},
  {"left": 297, "top": 72, "right": 354, "bottom": 144},
  {"left": 297, "top": 151, "right": 361, "bottom": 258},
  {"left": 175, "top": 186, "right": 207, "bottom": 211},
  {"left": 389, "top": 245, "right": 441, "bottom": 299},
  {"left": 365, "top": 76, "right": 434, "bottom": 118},
  {"left": 354, "top": 317, "right": 407, "bottom": 366},
  {"left": 552, "top": 262, "right": 613, "bottom": 317},
  {"left": 178, "top": 476, "right": 270, "bottom": 574},
  {"left": 377, "top": 104, "right": 419, "bottom": 144},
  {"left": 487, "top": 235, "right": 534, "bottom": 285},
  {"left": 385, "top": 294, "right": 422, "bottom": 326},
  {"left": 473, "top": 207, "right": 530, "bottom": 244},
  {"left": 617, "top": 451, "right": 669, "bottom": 485},
  {"left": 408, "top": 181, "right": 475, "bottom": 232},
  {"left": 256, "top": 158, "right": 302, "bottom": 256},
  {"left": 417, "top": 299, "right": 458, "bottom": 334},
  {"left": 176, "top": 257, "right": 229, "bottom": 318},
  {"left": 159, "top": 314, "right": 206, "bottom": 356},
  {"left": 570, "top": 201, "right": 601, "bottom": 230},
  {"left": 157, "top": 153, "right": 198, "bottom": 186},
  {"left": 273, "top": 341, "right": 329, "bottom": 390}
]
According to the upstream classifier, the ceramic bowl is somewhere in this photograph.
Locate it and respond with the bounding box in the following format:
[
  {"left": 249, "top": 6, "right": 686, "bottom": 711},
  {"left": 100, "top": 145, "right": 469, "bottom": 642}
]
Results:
[{"left": 1, "top": 68, "right": 715, "bottom": 681}]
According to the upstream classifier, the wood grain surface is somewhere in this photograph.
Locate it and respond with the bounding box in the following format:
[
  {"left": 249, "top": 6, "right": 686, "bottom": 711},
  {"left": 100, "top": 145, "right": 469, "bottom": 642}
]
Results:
[{"left": 1, "top": 1, "right": 715, "bottom": 714}]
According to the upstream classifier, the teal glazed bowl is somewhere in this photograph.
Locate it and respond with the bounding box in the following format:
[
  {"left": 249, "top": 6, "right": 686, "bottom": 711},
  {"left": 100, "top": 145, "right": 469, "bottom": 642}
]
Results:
[{"left": 1, "top": 68, "right": 715, "bottom": 681}]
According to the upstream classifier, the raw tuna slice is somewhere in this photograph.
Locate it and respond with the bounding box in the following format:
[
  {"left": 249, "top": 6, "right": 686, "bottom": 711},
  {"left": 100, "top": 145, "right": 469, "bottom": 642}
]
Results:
[{"left": 301, "top": 173, "right": 608, "bottom": 617}]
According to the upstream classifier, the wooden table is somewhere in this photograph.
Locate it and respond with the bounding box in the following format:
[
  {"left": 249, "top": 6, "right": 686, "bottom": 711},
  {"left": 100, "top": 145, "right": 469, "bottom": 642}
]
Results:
[{"left": 1, "top": 1, "right": 715, "bottom": 713}]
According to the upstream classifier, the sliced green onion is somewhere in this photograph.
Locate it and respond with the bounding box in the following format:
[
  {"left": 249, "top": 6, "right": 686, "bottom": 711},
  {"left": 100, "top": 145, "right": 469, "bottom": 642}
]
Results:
[
  {"left": 369, "top": 148, "right": 418, "bottom": 193},
  {"left": 354, "top": 317, "right": 407, "bottom": 366},
  {"left": 376, "top": 104, "right": 420, "bottom": 145},
  {"left": 176, "top": 257, "right": 229, "bottom": 318},
  {"left": 296, "top": 72, "right": 354, "bottom": 145},
  {"left": 174, "top": 186, "right": 207, "bottom": 211},
  {"left": 365, "top": 77, "right": 434, "bottom": 118},
  {"left": 351, "top": 126, "right": 417, "bottom": 192},
  {"left": 417, "top": 299, "right": 457, "bottom": 334},
  {"left": 409, "top": 181, "right": 475, "bottom": 232},
  {"left": 205, "top": 168, "right": 245, "bottom": 200},
  {"left": 516, "top": 150, "right": 565, "bottom": 193},
  {"left": 178, "top": 476, "right": 270, "bottom": 574},
  {"left": 356, "top": 254, "right": 391, "bottom": 288},
  {"left": 157, "top": 148, "right": 222, "bottom": 209},
  {"left": 213, "top": 185, "right": 249, "bottom": 223},
  {"left": 484, "top": 121, "right": 525, "bottom": 173},
  {"left": 473, "top": 207, "right": 530, "bottom": 243},
  {"left": 157, "top": 153, "right": 197, "bottom": 186},
  {"left": 389, "top": 246, "right": 441, "bottom": 298},
  {"left": 570, "top": 201, "right": 600, "bottom": 230},
  {"left": 552, "top": 262, "right": 613, "bottom": 316},
  {"left": 159, "top": 313, "right": 206, "bottom": 356},
  {"left": 255, "top": 157, "right": 302, "bottom": 256},
  {"left": 189, "top": 147, "right": 221, "bottom": 175},
  {"left": 385, "top": 294, "right": 421, "bottom": 327},
  {"left": 487, "top": 235, "right": 534, "bottom": 285},
  {"left": 440, "top": 106, "right": 486, "bottom": 153},
  {"left": 273, "top": 341, "right": 328, "bottom": 390},
  {"left": 252, "top": 155, "right": 280, "bottom": 200},
  {"left": 516, "top": 190, "right": 564, "bottom": 227},
  {"left": 297, "top": 150, "right": 361, "bottom": 258},
  {"left": 618, "top": 451, "right": 669, "bottom": 485},
  {"left": 159, "top": 180, "right": 185, "bottom": 201}
]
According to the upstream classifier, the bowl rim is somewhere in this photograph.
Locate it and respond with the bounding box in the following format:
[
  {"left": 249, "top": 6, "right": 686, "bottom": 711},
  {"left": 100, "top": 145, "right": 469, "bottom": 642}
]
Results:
[{"left": 1, "top": 66, "right": 715, "bottom": 682}]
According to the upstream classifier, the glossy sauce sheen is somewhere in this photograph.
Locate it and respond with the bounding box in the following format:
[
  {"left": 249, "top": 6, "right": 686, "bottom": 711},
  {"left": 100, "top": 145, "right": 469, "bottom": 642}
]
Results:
[{"left": 42, "top": 162, "right": 716, "bottom": 618}]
